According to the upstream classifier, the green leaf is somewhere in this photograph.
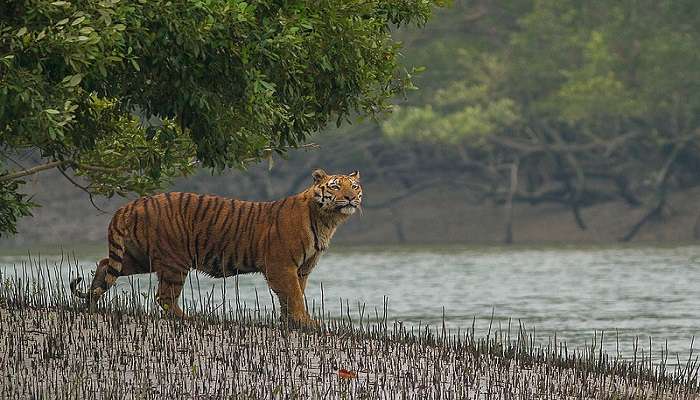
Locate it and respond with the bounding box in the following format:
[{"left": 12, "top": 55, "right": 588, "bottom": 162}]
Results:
[
  {"left": 16, "top": 27, "right": 27, "bottom": 37},
  {"left": 64, "top": 74, "right": 83, "bottom": 87},
  {"left": 45, "top": 109, "right": 61, "bottom": 115},
  {"left": 260, "top": 80, "right": 276, "bottom": 91}
]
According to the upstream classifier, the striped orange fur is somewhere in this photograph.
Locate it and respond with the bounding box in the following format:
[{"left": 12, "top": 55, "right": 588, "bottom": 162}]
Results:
[{"left": 70, "top": 169, "right": 362, "bottom": 326}]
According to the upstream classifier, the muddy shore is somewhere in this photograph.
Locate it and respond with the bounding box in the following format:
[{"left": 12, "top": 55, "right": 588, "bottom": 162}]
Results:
[{"left": 1, "top": 303, "right": 698, "bottom": 399}]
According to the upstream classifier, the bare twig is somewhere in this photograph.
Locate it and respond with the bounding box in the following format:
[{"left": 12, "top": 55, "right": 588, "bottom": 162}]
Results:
[
  {"left": 57, "top": 167, "right": 108, "bottom": 214},
  {"left": 0, "top": 153, "right": 27, "bottom": 170}
]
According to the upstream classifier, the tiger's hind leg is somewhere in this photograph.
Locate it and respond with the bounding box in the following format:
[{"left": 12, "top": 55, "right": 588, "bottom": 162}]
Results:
[{"left": 155, "top": 267, "right": 189, "bottom": 319}]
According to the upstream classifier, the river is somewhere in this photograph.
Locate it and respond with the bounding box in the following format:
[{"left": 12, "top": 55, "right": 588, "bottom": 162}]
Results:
[{"left": 1, "top": 244, "right": 698, "bottom": 367}]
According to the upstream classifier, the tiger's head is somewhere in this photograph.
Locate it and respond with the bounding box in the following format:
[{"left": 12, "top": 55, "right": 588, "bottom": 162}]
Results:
[{"left": 311, "top": 169, "right": 362, "bottom": 215}]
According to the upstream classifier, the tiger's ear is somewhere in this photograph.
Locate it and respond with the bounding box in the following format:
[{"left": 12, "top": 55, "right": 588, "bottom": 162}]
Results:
[
  {"left": 312, "top": 169, "right": 328, "bottom": 183},
  {"left": 348, "top": 170, "right": 360, "bottom": 181}
]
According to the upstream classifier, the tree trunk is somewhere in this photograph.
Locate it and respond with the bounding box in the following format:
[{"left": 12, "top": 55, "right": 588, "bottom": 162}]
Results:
[
  {"left": 620, "top": 138, "right": 685, "bottom": 242},
  {"left": 504, "top": 161, "right": 519, "bottom": 244},
  {"left": 389, "top": 207, "right": 406, "bottom": 244}
]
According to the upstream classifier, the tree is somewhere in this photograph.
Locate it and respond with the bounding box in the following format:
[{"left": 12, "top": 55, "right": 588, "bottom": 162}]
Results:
[
  {"left": 381, "top": 0, "right": 700, "bottom": 242},
  {"left": 0, "top": 0, "right": 441, "bottom": 235}
]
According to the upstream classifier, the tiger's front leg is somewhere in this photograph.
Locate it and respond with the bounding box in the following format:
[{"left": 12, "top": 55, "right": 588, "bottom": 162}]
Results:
[
  {"left": 265, "top": 265, "right": 317, "bottom": 328},
  {"left": 297, "top": 253, "right": 320, "bottom": 294}
]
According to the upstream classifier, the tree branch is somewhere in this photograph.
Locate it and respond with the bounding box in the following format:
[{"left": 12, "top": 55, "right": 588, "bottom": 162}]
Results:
[
  {"left": 620, "top": 137, "right": 689, "bottom": 242},
  {"left": 0, "top": 153, "right": 27, "bottom": 170},
  {"left": 0, "top": 160, "right": 70, "bottom": 182},
  {"left": 57, "top": 167, "right": 108, "bottom": 214},
  {"left": 551, "top": 130, "right": 587, "bottom": 230},
  {"left": 75, "top": 164, "right": 120, "bottom": 174},
  {"left": 0, "top": 159, "right": 125, "bottom": 183},
  {"left": 487, "top": 131, "right": 639, "bottom": 155}
]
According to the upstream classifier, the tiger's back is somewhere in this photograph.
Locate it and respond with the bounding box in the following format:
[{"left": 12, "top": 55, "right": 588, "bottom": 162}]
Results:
[{"left": 112, "top": 193, "right": 281, "bottom": 277}]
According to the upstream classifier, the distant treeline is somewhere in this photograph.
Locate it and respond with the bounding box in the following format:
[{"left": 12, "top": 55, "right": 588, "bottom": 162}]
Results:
[
  {"left": 333, "top": 0, "right": 700, "bottom": 242},
  {"left": 4, "top": 1, "right": 700, "bottom": 245}
]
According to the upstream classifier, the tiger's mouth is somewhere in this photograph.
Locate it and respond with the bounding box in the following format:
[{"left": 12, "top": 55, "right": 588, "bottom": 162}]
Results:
[{"left": 336, "top": 204, "right": 357, "bottom": 215}]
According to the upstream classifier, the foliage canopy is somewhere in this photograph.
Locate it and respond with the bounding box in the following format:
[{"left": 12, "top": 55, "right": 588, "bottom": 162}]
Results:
[
  {"left": 382, "top": 0, "right": 700, "bottom": 240},
  {"left": 0, "top": 0, "right": 439, "bottom": 235}
]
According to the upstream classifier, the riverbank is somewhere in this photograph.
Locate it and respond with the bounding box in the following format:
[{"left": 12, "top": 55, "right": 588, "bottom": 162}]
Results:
[
  {"left": 1, "top": 270, "right": 698, "bottom": 399},
  {"left": 3, "top": 168, "right": 700, "bottom": 248},
  {"left": 2, "top": 307, "right": 699, "bottom": 400}
]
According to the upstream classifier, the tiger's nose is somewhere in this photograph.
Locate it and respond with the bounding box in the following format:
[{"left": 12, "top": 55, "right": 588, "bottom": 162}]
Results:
[{"left": 344, "top": 195, "right": 354, "bottom": 201}]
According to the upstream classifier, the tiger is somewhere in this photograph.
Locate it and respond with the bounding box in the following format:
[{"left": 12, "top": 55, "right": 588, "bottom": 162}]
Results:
[{"left": 70, "top": 169, "right": 362, "bottom": 327}]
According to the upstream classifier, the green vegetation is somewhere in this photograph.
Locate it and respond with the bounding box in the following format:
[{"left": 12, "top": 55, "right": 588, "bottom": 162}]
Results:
[
  {"left": 4, "top": 1, "right": 700, "bottom": 243},
  {"left": 381, "top": 0, "right": 700, "bottom": 241},
  {"left": 0, "top": 0, "right": 440, "bottom": 236}
]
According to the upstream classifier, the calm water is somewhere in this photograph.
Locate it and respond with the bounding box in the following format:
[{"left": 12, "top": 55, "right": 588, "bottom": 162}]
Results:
[{"left": 1, "top": 244, "right": 699, "bottom": 365}]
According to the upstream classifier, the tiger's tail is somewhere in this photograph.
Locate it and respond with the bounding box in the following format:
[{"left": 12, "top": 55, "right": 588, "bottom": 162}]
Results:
[
  {"left": 70, "top": 258, "right": 109, "bottom": 307},
  {"left": 70, "top": 205, "right": 129, "bottom": 308},
  {"left": 69, "top": 276, "right": 90, "bottom": 299},
  {"left": 103, "top": 215, "right": 127, "bottom": 292}
]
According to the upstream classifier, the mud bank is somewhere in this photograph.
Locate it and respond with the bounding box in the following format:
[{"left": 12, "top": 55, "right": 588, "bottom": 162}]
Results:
[{"left": 1, "top": 270, "right": 698, "bottom": 400}]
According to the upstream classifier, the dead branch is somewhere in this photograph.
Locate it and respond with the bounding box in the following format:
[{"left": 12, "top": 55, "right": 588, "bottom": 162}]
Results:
[{"left": 620, "top": 136, "right": 690, "bottom": 241}]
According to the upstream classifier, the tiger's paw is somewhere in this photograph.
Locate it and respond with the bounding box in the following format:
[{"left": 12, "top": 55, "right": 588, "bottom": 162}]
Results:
[{"left": 284, "top": 313, "right": 320, "bottom": 331}]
